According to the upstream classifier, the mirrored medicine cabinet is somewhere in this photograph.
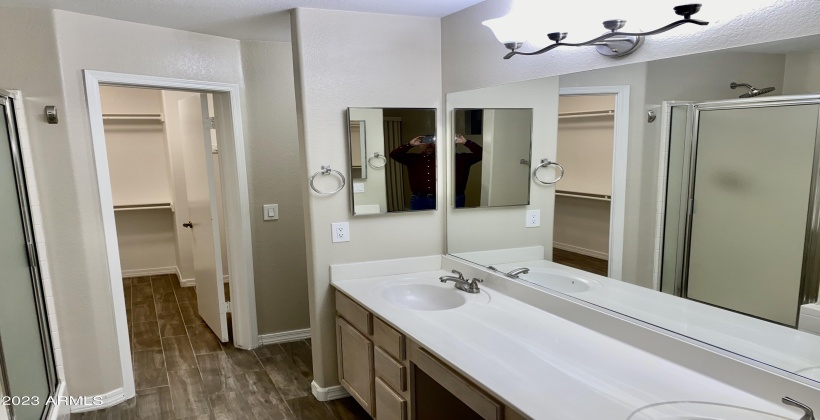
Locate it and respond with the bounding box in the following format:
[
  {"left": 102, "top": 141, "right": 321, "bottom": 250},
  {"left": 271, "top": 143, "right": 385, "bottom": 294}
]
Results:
[{"left": 346, "top": 108, "right": 437, "bottom": 216}]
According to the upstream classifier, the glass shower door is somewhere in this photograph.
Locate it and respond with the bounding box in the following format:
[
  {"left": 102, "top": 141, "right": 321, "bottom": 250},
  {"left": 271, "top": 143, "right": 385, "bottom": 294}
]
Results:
[
  {"left": 685, "top": 103, "right": 820, "bottom": 326},
  {"left": 0, "top": 93, "right": 57, "bottom": 419}
]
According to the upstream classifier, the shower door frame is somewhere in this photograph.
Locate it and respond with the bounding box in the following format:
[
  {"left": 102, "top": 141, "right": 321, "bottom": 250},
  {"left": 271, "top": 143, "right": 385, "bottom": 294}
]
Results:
[
  {"left": 676, "top": 94, "right": 820, "bottom": 324},
  {"left": 0, "top": 89, "right": 59, "bottom": 418}
]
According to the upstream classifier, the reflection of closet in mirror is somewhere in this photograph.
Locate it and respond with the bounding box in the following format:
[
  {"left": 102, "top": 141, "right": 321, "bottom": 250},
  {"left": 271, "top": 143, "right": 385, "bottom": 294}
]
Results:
[
  {"left": 553, "top": 95, "right": 615, "bottom": 276},
  {"left": 349, "top": 120, "right": 366, "bottom": 179}
]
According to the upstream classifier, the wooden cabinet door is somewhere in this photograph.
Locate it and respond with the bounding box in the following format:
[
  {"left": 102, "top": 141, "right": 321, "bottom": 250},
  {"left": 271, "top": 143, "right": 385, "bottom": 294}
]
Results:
[{"left": 337, "top": 317, "right": 375, "bottom": 415}]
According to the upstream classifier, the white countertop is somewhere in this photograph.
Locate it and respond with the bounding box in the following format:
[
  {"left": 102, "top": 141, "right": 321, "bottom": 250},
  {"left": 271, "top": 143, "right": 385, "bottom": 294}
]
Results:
[
  {"left": 332, "top": 269, "right": 795, "bottom": 419},
  {"left": 488, "top": 259, "right": 820, "bottom": 380}
]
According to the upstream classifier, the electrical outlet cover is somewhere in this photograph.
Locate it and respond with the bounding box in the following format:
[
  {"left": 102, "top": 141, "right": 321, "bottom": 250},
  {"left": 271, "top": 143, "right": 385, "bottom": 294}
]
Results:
[
  {"left": 526, "top": 210, "right": 541, "bottom": 228},
  {"left": 331, "top": 222, "right": 350, "bottom": 243}
]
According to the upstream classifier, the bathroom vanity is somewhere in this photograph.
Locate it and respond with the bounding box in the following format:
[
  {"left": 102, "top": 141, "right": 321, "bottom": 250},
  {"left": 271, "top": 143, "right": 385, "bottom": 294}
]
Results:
[{"left": 331, "top": 257, "right": 801, "bottom": 419}]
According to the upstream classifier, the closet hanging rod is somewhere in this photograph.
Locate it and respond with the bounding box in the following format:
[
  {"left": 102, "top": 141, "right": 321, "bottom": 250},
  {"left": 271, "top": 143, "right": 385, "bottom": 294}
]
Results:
[
  {"left": 102, "top": 113, "right": 165, "bottom": 122},
  {"left": 558, "top": 110, "right": 614, "bottom": 119},
  {"left": 114, "top": 203, "right": 173, "bottom": 211},
  {"left": 556, "top": 190, "right": 611, "bottom": 201}
]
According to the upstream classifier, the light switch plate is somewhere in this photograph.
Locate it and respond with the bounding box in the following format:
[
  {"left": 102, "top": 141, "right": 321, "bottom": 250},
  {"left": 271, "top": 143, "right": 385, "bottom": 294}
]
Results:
[
  {"left": 353, "top": 182, "right": 365, "bottom": 193},
  {"left": 263, "top": 204, "right": 279, "bottom": 221},
  {"left": 332, "top": 222, "right": 350, "bottom": 243},
  {"left": 526, "top": 210, "right": 541, "bottom": 228}
]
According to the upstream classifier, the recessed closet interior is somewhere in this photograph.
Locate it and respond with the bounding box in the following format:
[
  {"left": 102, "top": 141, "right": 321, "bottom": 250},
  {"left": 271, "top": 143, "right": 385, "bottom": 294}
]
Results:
[
  {"left": 553, "top": 95, "right": 616, "bottom": 276},
  {"left": 103, "top": 86, "right": 229, "bottom": 287}
]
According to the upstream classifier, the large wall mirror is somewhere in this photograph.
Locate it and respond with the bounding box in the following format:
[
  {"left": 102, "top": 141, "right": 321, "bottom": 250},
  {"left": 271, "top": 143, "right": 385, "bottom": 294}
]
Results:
[
  {"left": 453, "top": 108, "right": 533, "bottom": 208},
  {"left": 347, "top": 108, "right": 437, "bottom": 215},
  {"left": 446, "top": 34, "right": 820, "bottom": 387}
]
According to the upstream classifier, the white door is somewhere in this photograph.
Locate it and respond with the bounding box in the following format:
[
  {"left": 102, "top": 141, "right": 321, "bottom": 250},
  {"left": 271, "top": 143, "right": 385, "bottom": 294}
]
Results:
[
  {"left": 482, "top": 109, "right": 532, "bottom": 206},
  {"left": 179, "top": 94, "right": 228, "bottom": 341}
]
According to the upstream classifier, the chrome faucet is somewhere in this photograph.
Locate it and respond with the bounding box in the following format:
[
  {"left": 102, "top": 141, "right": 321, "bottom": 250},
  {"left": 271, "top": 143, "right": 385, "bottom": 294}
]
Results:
[
  {"left": 488, "top": 266, "right": 530, "bottom": 279},
  {"left": 783, "top": 397, "right": 815, "bottom": 420},
  {"left": 439, "top": 270, "right": 483, "bottom": 294}
]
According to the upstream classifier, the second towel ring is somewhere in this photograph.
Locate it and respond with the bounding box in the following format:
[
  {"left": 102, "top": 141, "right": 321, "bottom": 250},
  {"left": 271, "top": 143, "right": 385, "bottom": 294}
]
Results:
[
  {"left": 368, "top": 152, "right": 387, "bottom": 169},
  {"left": 533, "top": 159, "right": 564, "bottom": 185},
  {"left": 309, "top": 165, "right": 346, "bottom": 195}
]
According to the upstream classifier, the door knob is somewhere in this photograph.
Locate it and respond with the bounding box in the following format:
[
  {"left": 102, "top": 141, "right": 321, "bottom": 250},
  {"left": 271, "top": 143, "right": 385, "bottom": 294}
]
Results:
[{"left": 183, "top": 221, "right": 193, "bottom": 229}]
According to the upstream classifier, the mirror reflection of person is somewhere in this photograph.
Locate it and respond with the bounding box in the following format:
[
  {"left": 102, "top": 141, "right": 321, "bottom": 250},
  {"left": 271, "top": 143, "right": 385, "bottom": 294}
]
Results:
[{"left": 389, "top": 134, "right": 482, "bottom": 210}]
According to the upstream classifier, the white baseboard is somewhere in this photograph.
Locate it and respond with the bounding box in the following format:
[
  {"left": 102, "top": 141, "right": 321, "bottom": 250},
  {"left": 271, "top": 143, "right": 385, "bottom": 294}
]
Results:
[
  {"left": 311, "top": 381, "right": 350, "bottom": 402},
  {"left": 178, "top": 274, "right": 227, "bottom": 287},
  {"left": 223, "top": 275, "right": 229, "bottom": 283},
  {"left": 258, "top": 328, "right": 311, "bottom": 345},
  {"left": 121, "top": 266, "right": 177, "bottom": 278},
  {"left": 554, "top": 242, "right": 609, "bottom": 260},
  {"left": 69, "top": 388, "right": 127, "bottom": 413}
]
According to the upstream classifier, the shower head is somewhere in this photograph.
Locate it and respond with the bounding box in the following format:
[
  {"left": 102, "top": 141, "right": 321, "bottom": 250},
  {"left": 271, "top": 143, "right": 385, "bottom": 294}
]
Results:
[{"left": 730, "top": 82, "right": 776, "bottom": 98}]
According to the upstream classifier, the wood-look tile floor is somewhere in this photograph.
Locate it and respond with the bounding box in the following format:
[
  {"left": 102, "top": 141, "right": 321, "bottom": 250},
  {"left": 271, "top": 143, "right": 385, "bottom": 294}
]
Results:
[
  {"left": 72, "top": 275, "right": 369, "bottom": 420},
  {"left": 553, "top": 248, "right": 609, "bottom": 277}
]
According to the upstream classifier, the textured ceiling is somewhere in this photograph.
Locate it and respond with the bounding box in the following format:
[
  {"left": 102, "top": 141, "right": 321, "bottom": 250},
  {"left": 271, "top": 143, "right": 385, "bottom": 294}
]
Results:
[{"left": 0, "top": 0, "right": 485, "bottom": 41}]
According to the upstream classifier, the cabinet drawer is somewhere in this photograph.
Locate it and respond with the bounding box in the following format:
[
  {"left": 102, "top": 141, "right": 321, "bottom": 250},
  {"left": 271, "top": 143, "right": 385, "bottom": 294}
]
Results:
[
  {"left": 375, "top": 377, "right": 407, "bottom": 420},
  {"left": 375, "top": 346, "right": 406, "bottom": 392},
  {"left": 336, "top": 290, "right": 372, "bottom": 335},
  {"left": 374, "top": 317, "right": 405, "bottom": 361}
]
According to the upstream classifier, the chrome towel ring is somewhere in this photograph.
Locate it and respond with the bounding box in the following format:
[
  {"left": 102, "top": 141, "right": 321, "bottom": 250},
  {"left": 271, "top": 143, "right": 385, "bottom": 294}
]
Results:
[
  {"left": 368, "top": 152, "right": 387, "bottom": 169},
  {"left": 533, "top": 158, "right": 564, "bottom": 185},
  {"left": 309, "top": 165, "right": 346, "bottom": 195}
]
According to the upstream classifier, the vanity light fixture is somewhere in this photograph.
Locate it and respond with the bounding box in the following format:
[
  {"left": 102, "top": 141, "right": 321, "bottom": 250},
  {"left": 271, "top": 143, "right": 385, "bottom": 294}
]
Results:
[{"left": 483, "top": 4, "right": 709, "bottom": 59}]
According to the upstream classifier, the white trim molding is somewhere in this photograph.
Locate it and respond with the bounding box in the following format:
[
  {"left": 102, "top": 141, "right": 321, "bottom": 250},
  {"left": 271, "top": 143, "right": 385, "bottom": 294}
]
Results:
[
  {"left": 258, "top": 329, "right": 311, "bottom": 345},
  {"left": 554, "top": 242, "right": 608, "bottom": 261},
  {"left": 83, "top": 70, "right": 260, "bottom": 397},
  {"left": 49, "top": 382, "right": 69, "bottom": 420},
  {"left": 121, "top": 266, "right": 177, "bottom": 278},
  {"left": 179, "top": 278, "right": 197, "bottom": 287},
  {"left": 558, "top": 86, "right": 630, "bottom": 280},
  {"left": 311, "top": 381, "right": 350, "bottom": 402},
  {"left": 68, "top": 388, "right": 127, "bottom": 413}
]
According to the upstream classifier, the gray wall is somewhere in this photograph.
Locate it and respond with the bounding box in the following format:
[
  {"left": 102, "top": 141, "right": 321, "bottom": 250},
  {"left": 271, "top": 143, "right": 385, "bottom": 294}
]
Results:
[
  {"left": 290, "top": 7, "right": 443, "bottom": 388},
  {"left": 0, "top": 7, "right": 308, "bottom": 398},
  {"left": 0, "top": 5, "right": 73, "bottom": 389},
  {"left": 240, "top": 40, "right": 310, "bottom": 335}
]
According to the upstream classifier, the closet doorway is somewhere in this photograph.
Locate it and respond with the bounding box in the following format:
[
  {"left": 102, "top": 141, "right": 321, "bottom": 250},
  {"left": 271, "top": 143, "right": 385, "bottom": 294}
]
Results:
[
  {"left": 553, "top": 87, "right": 629, "bottom": 279},
  {"left": 84, "top": 71, "right": 257, "bottom": 399}
]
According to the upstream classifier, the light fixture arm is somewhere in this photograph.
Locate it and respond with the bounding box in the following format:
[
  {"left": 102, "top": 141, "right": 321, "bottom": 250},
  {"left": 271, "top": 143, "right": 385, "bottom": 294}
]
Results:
[{"left": 499, "top": 4, "right": 709, "bottom": 59}]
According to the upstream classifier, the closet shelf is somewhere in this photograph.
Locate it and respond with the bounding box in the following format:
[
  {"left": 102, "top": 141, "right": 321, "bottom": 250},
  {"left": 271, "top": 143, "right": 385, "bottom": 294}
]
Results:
[
  {"left": 114, "top": 203, "right": 173, "bottom": 211},
  {"left": 556, "top": 190, "right": 611, "bottom": 202},
  {"left": 102, "top": 113, "right": 165, "bottom": 123},
  {"left": 558, "top": 110, "right": 614, "bottom": 119}
]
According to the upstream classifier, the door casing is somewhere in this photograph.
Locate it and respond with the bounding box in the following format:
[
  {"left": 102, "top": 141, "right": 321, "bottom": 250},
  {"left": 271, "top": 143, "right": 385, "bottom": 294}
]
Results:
[{"left": 83, "top": 71, "right": 258, "bottom": 400}]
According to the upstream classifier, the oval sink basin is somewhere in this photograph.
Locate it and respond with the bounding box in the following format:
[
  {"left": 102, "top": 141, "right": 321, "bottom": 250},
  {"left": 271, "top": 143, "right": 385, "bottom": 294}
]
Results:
[
  {"left": 628, "top": 401, "right": 792, "bottom": 420},
  {"left": 518, "top": 269, "right": 601, "bottom": 294},
  {"left": 381, "top": 284, "right": 466, "bottom": 311}
]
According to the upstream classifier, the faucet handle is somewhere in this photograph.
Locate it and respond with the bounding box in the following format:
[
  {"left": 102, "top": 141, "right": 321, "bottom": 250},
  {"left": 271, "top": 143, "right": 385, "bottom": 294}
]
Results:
[
  {"left": 783, "top": 397, "right": 814, "bottom": 420},
  {"left": 471, "top": 278, "right": 484, "bottom": 283},
  {"left": 451, "top": 269, "right": 464, "bottom": 279}
]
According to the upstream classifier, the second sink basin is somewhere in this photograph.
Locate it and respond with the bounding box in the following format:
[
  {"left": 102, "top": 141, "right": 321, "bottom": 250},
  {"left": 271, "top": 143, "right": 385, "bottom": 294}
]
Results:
[
  {"left": 381, "top": 284, "right": 467, "bottom": 311},
  {"left": 627, "top": 401, "right": 792, "bottom": 420},
  {"left": 517, "top": 268, "right": 602, "bottom": 294}
]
